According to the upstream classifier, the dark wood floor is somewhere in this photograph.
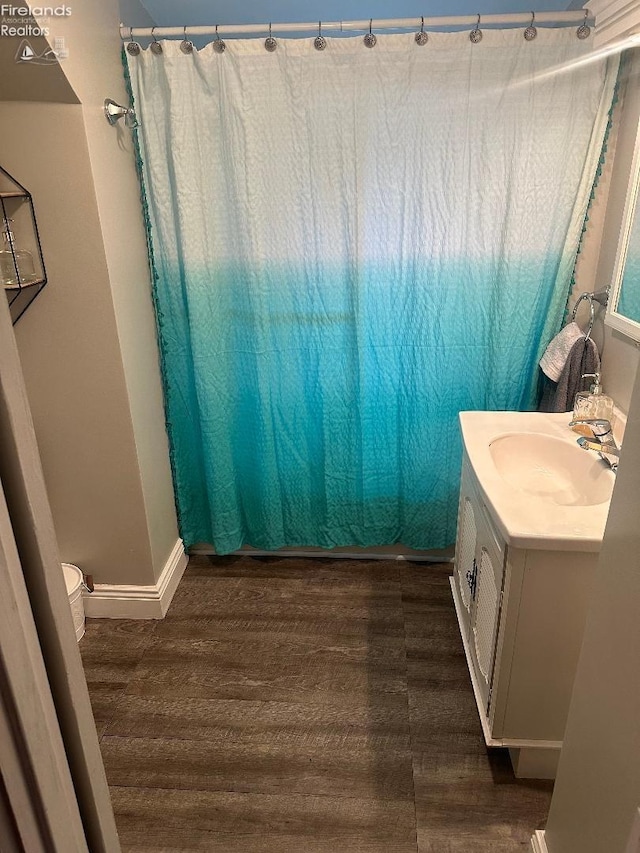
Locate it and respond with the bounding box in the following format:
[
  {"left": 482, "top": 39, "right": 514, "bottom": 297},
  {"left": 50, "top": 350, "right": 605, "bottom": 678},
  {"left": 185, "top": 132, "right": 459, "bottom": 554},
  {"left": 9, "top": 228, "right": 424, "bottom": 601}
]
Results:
[{"left": 80, "top": 556, "right": 553, "bottom": 852}]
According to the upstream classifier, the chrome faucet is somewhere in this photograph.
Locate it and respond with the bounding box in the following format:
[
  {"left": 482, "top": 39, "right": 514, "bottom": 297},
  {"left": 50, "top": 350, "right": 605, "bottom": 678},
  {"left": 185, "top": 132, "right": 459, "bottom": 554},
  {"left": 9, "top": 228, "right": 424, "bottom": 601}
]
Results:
[{"left": 568, "top": 418, "right": 620, "bottom": 471}]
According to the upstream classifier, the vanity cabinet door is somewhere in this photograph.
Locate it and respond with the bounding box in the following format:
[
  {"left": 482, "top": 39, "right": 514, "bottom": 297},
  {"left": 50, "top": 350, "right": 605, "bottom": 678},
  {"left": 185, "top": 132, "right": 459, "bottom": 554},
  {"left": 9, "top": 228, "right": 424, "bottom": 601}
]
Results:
[
  {"left": 468, "top": 504, "right": 507, "bottom": 716},
  {"left": 453, "top": 460, "right": 479, "bottom": 641}
]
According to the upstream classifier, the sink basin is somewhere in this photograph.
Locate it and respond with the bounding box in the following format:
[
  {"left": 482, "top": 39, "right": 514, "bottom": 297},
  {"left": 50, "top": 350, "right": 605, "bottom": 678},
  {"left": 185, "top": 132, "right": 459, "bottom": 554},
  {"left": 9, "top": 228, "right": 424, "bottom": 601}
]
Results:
[
  {"left": 489, "top": 432, "right": 614, "bottom": 507},
  {"left": 459, "top": 411, "right": 619, "bottom": 551}
]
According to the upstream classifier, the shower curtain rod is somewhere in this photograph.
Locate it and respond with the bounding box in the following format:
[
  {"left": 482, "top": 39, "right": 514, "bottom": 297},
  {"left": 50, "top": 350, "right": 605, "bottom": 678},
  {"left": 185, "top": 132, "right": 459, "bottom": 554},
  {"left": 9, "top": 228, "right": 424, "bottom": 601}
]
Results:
[{"left": 120, "top": 11, "right": 592, "bottom": 40}]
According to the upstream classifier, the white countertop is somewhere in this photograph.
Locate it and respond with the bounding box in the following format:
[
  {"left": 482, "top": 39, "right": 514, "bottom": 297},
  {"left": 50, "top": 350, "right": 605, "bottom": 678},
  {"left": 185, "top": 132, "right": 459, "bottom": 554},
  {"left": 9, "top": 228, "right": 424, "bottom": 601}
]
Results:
[{"left": 459, "top": 410, "right": 616, "bottom": 553}]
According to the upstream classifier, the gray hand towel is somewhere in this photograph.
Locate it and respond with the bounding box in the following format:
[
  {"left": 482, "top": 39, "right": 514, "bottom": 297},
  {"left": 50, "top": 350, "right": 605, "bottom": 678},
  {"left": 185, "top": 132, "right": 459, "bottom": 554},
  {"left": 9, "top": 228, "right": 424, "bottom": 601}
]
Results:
[{"left": 538, "top": 336, "right": 600, "bottom": 414}]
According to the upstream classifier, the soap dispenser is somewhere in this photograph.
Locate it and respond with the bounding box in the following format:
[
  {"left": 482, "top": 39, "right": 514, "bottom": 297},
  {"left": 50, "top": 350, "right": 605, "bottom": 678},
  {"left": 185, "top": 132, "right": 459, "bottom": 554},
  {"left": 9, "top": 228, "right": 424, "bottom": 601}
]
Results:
[{"left": 573, "top": 372, "right": 614, "bottom": 422}]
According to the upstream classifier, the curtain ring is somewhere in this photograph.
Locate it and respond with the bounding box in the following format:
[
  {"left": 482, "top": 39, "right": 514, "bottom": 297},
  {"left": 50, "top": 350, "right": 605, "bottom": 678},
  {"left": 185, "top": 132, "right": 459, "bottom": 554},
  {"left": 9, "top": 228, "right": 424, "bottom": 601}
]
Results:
[
  {"left": 577, "top": 8, "right": 591, "bottom": 40},
  {"left": 265, "top": 21, "right": 277, "bottom": 51},
  {"left": 364, "top": 18, "right": 377, "bottom": 48},
  {"left": 126, "top": 26, "right": 140, "bottom": 55},
  {"left": 150, "top": 25, "right": 163, "bottom": 54},
  {"left": 524, "top": 10, "right": 537, "bottom": 41},
  {"left": 213, "top": 23, "right": 226, "bottom": 53},
  {"left": 314, "top": 20, "right": 327, "bottom": 51},
  {"left": 470, "top": 13, "right": 483, "bottom": 43},
  {"left": 415, "top": 15, "right": 428, "bottom": 45},
  {"left": 180, "top": 25, "right": 193, "bottom": 54}
]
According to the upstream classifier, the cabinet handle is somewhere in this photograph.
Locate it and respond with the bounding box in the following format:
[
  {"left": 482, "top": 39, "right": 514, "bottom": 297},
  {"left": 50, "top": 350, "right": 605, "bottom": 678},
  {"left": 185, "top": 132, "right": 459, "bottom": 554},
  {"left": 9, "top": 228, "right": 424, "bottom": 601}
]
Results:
[{"left": 466, "top": 558, "right": 478, "bottom": 600}]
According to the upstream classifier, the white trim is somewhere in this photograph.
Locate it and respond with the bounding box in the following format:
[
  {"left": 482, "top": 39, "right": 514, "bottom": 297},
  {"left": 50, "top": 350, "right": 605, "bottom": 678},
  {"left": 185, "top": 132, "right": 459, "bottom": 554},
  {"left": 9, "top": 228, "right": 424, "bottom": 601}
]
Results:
[
  {"left": 83, "top": 539, "right": 187, "bottom": 619},
  {"left": 231, "top": 547, "right": 453, "bottom": 563},
  {"left": 589, "top": 0, "right": 640, "bottom": 47},
  {"left": 605, "top": 93, "right": 640, "bottom": 343},
  {"left": 0, "top": 268, "right": 119, "bottom": 848},
  {"left": 531, "top": 829, "right": 549, "bottom": 853}
]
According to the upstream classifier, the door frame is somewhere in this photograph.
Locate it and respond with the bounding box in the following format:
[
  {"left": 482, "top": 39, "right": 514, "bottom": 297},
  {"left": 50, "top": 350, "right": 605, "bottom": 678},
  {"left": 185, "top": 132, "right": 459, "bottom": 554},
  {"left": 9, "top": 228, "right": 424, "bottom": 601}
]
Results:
[{"left": 0, "top": 292, "right": 119, "bottom": 851}]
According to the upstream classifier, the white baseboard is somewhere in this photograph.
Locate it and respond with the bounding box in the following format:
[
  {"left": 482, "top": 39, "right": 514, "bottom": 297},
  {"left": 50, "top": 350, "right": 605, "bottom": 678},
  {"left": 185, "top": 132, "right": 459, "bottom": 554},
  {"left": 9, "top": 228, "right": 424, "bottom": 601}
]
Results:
[
  {"left": 83, "top": 539, "right": 187, "bottom": 619},
  {"left": 531, "top": 830, "right": 548, "bottom": 853}
]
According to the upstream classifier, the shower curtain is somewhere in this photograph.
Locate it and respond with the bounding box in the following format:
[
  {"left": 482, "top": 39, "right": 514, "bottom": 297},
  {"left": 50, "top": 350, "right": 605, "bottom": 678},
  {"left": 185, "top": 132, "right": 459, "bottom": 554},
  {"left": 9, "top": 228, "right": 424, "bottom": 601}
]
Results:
[{"left": 126, "top": 29, "right": 617, "bottom": 554}]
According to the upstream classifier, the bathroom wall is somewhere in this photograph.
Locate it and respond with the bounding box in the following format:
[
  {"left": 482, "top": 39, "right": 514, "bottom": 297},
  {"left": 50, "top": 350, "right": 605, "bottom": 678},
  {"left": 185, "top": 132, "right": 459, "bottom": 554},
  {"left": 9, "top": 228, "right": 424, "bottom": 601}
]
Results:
[
  {"left": 0, "top": 0, "right": 179, "bottom": 586},
  {"left": 29, "top": 0, "right": 179, "bottom": 579},
  {"left": 0, "top": 24, "right": 78, "bottom": 104},
  {"left": 571, "top": 52, "right": 640, "bottom": 414},
  {"left": 542, "top": 347, "right": 640, "bottom": 852},
  {"left": 0, "top": 101, "right": 158, "bottom": 586}
]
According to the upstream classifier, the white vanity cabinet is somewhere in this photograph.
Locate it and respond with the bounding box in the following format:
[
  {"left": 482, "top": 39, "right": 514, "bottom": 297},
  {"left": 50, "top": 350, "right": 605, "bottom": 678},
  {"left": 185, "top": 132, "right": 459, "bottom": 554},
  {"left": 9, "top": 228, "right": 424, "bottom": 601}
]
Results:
[{"left": 451, "top": 451, "right": 600, "bottom": 779}]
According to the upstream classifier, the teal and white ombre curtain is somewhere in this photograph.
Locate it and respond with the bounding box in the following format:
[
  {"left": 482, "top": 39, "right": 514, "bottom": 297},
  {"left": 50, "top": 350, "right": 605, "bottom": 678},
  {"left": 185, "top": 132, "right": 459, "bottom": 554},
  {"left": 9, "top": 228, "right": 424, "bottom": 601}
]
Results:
[{"left": 125, "top": 29, "right": 617, "bottom": 554}]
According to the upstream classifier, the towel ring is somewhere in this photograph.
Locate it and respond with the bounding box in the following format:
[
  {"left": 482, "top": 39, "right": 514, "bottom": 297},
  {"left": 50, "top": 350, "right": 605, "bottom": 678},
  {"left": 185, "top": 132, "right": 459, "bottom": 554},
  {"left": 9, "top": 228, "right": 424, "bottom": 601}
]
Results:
[
  {"left": 570, "top": 288, "right": 610, "bottom": 342},
  {"left": 571, "top": 293, "right": 596, "bottom": 341}
]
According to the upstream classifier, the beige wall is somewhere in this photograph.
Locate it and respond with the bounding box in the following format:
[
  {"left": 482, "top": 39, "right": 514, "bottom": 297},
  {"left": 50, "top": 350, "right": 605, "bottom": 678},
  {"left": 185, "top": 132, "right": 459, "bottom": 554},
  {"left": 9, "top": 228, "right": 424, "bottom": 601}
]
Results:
[
  {"left": 0, "top": 0, "right": 178, "bottom": 585},
  {"left": 571, "top": 53, "right": 640, "bottom": 414},
  {"left": 543, "top": 353, "right": 640, "bottom": 852},
  {"left": 0, "top": 25, "right": 78, "bottom": 104},
  {"left": 0, "top": 101, "right": 157, "bottom": 586},
  {"left": 29, "top": 0, "right": 179, "bottom": 579}
]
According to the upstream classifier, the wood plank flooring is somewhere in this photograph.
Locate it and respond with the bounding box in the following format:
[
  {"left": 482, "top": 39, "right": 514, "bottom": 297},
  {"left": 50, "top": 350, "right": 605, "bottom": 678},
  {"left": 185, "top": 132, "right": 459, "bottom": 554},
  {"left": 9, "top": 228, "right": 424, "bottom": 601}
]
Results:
[{"left": 80, "top": 556, "right": 553, "bottom": 852}]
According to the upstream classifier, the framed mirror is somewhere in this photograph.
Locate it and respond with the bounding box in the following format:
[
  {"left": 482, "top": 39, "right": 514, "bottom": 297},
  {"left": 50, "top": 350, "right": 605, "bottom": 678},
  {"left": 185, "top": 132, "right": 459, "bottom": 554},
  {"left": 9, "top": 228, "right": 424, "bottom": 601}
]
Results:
[{"left": 606, "top": 113, "right": 640, "bottom": 341}]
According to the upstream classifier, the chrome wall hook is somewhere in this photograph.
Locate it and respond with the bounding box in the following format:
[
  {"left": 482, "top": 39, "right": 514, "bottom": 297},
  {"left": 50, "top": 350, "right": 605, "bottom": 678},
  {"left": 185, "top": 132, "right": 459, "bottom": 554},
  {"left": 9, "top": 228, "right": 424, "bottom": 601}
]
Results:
[
  {"left": 364, "top": 18, "right": 377, "bottom": 48},
  {"left": 524, "top": 11, "right": 537, "bottom": 41},
  {"left": 314, "top": 21, "right": 326, "bottom": 51},
  {"left": 415, "top": 16, "right": 429, "bottom": 46},
  {"left": 470, "top": 13, "right": 483, "bottom": 43},
  {"left": 104, "top": 98, "right": 138, "bottom": 128}
]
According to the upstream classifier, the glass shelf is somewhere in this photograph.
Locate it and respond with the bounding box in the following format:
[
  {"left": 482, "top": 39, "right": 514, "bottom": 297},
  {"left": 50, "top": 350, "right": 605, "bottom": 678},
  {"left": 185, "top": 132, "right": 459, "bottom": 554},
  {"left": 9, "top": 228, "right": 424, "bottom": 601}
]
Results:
[{"left": 1, "top": 165, "right": 47, "bottom": 324}]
